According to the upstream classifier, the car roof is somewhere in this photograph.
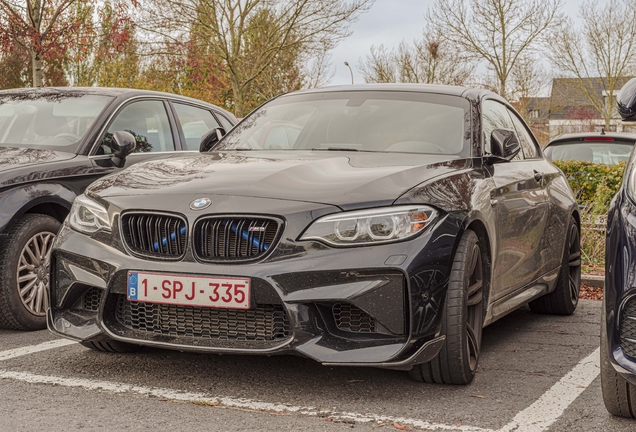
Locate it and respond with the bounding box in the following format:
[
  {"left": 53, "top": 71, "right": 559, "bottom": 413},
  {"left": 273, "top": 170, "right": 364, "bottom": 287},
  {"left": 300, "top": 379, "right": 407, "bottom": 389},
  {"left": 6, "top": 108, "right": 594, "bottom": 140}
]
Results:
[
  {"left": 547, "top": 132, "right": 636, "bottom": 146},
  {"left": 285, "top": 83, "right": 499, "bottom": 100},
  {"left": 0, "top": 87, "right": 235, "bottom": 118}
]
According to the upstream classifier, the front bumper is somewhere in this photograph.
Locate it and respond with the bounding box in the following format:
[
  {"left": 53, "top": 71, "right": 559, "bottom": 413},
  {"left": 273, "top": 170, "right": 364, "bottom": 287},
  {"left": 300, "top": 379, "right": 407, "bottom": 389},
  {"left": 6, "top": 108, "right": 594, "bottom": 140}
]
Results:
[
  {"left": 49, "top": 199, "right": 462, "bottom": 369},
  {"left": 604, "top": 190, "right": 636, "bottom": 385}
]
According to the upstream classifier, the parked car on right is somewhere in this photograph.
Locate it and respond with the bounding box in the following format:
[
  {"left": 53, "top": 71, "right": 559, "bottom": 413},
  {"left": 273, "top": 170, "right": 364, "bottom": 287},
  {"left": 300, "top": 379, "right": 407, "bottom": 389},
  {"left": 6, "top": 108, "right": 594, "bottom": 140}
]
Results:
[
  {"left": 544, "top": 132, "right": 636, "bottom": 166},
  {"left": 602, "top": 77, "right": 636, "bottom": 417}
]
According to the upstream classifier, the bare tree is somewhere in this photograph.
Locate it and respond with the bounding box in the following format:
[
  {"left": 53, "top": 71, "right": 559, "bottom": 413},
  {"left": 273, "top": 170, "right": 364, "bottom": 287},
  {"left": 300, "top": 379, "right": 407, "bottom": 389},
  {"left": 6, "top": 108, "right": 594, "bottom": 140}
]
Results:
[
  {"left": 0, "top": 0, "right": 85, "bottom": 87},
  {"left": 359, "top": 30, "right": 473, "bottom": 85},
  {"left": 548, "top": 0, "right": 636, "bottom": 129},
  {"left": 145, "top": 0, "right": 373, "bottom": 117},
  {"left": 428, "top": 0, "right": 563, "bottom": 99}
]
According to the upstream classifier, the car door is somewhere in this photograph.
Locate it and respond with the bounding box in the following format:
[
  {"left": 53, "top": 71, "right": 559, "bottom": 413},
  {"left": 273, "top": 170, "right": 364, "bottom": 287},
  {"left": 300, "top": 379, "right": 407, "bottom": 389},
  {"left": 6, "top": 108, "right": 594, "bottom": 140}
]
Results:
[
  {"left": 90, "top": 98, "right": 181, "bottom": 173},
  {"left": 483, "top": 99, "right": 549, "bottom": 300}
]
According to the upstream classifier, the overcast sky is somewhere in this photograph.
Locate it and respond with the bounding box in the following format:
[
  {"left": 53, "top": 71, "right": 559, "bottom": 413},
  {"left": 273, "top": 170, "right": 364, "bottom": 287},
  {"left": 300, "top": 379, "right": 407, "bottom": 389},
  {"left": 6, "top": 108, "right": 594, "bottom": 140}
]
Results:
[{"left": 328, "top": 0, "right": 606, "bottom": 85}]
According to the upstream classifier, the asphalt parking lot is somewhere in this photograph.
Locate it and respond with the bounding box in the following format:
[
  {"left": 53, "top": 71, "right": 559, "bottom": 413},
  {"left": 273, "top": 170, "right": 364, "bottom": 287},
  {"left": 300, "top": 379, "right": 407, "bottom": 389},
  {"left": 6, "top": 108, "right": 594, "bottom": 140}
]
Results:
[{"left": 0, "top": 299, "right": 633, "bottom": 432}]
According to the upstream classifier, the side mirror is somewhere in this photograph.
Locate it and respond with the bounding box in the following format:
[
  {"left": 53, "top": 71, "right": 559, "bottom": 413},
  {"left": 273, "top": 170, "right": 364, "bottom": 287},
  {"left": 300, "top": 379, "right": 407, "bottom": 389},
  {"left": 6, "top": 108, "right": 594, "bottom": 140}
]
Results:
[
  {"left": 489, "top": 129, "right": 521, "bottom": 162},
  {"left": 111, "top": 131, "right": 136, "bottom": 168},
  {"left": 199, "top": 127, "right": 226, "bottom": 153},
  {"left": 617, "top": 77, "right": 636, "bottom": 121}
]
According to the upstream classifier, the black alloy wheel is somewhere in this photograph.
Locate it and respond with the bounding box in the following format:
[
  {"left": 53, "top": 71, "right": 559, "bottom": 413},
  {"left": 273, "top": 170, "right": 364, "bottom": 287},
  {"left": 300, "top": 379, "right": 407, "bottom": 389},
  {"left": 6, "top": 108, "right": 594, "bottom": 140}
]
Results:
[
  {"left": 529, "top": 216, "right": 580, "bottom": 315},
  {"left": 600, "top": 298, "right": 636, "bottom": 418},
  {"left": 0, "top": 214, "right": 61, "bottom": 330},
  {"left": 409, "top": 230, "right": 484, "bottom": 385}
]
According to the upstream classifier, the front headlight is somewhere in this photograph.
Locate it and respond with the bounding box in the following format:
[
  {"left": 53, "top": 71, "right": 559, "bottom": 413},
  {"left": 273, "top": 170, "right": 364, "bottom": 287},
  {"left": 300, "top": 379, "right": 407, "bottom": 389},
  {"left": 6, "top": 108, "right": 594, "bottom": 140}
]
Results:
[
  {"left": 68, "top": 194, "right": 111, "bottom": 234},
  {"left": 300, "top": 206, "right": 436, "bottom": 247}
]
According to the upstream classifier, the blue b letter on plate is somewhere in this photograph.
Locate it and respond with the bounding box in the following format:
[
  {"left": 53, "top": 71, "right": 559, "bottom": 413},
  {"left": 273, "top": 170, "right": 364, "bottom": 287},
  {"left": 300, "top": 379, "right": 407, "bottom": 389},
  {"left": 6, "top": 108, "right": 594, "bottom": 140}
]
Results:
[{"left": 128, "top": 272, "right": 139, "bottom": 300}]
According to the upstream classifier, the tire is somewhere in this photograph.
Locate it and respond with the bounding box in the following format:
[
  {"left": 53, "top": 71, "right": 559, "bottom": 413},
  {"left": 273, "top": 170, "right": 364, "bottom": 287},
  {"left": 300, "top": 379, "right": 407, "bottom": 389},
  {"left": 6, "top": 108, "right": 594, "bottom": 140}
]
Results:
[
  {"left": 601, "top": 298, "right": 636, "bottom": 418},
  {"left": 80, "top": 340, "right": 142, "bottom": 353},
  {"left": 0, "top": 214, "right": 61, "bottom": 330},
  {"left": 529, "top": 216, "right": 580, "bottom": 315},
  {"left": 409, "top": 230, "right": 484, "bottom": 385}
]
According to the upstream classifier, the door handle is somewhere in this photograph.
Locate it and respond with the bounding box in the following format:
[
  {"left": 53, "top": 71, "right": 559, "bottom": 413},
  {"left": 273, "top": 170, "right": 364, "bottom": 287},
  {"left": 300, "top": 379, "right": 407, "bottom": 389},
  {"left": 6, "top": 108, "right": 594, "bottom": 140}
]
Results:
[{"left": 533, "top": 170, "right": 544, "bottom": 182}]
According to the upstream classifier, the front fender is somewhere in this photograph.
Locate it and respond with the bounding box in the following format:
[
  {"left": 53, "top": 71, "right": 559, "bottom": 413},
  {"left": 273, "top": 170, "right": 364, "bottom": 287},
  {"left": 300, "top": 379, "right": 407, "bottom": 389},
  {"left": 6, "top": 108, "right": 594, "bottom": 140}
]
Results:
[{"left": 0, "top": 183, "right": 76, "bottom": 234}]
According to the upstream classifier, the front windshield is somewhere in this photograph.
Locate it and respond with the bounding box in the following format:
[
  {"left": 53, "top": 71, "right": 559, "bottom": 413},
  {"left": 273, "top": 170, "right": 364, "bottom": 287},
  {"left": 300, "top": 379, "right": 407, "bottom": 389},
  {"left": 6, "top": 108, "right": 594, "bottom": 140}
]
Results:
[
  {"left": 0, "top": 93, "right": 113, "bottom": 153},
  {"left": 547, "top": 141, "right": 634, "bottom": 165},
  {"left": 216, "top": 91, "right": 470, "bottom": 156}
]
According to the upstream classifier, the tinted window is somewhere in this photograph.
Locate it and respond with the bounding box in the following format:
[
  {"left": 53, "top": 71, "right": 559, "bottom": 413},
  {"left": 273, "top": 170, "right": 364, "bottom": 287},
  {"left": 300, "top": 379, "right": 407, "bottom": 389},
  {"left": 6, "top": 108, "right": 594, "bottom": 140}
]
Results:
[
  {"left": 173, "top": 103, "right": 221, "bottom": 151},
  {"left": 509, "top": 112, "right": 538, "bottom": 158},
  {"left": 482, "top": 100, "right": 521, "bottom": 159},
  {"left": 101, "top": 100, "right": 175, "bottom": 154},
  {"left": 547, "top": 141, "right": 633, "bottom": 165},
  {"left": 0, "top": 94, "right": 112, "bottom": 153},
  {"left": 216, "top": 92, "right": 469, "bottom": 155},
  {"left": 215, "top": 113, "right": 234, "bottom": 131}
]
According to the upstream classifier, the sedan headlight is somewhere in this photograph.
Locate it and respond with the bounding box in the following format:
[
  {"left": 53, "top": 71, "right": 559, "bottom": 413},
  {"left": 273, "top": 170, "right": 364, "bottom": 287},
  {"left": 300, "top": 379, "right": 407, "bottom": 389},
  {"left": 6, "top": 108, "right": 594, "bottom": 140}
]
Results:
[
  {"left": 68, "top": 195, "right": 111, "bottom": 234},
  {"left": 300, "top": 206, "right": 436, "bottom": 247}
]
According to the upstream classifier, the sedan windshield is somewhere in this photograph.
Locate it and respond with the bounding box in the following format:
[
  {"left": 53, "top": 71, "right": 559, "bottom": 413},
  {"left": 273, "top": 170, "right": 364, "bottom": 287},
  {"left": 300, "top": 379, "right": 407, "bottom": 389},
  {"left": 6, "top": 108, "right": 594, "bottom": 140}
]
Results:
[
  {"left": 546, "top": 141, "right": 634, "bottom": 165},
  {"left": 216, "top": 91, "right": 470, "bottom": 156},
  {"left": 0, "top": 93, "right": 113, "bottom": 153}
]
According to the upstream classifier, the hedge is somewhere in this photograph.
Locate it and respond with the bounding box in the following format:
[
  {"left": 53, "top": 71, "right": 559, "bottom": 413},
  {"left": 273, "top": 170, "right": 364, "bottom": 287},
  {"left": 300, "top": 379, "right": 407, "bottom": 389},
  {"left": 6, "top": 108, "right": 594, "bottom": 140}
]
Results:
[{"left": 552, "top": 160, "right": 626, "bottom": 212}]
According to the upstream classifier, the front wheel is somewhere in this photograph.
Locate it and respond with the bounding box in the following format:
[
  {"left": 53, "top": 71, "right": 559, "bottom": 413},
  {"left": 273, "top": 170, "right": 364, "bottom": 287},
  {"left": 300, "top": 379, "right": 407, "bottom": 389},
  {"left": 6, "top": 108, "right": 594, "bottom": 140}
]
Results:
[
  {"left": 601, "top": 298, "right": 636, "bottom": 418},
  {"left": 408, "top": 230, "right": 485, "bottom": 385},
  {"left": 0, "top": 214, "right": 60, "bottom": 330}
]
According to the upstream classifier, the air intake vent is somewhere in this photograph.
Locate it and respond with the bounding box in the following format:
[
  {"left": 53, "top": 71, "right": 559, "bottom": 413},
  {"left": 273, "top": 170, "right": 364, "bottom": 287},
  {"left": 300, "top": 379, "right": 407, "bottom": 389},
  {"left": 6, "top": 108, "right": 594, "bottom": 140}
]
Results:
[
  {"left": 81, "top": 288, "right": 103, "bottom": 312},
  {"left": 620, "top": 297, "right": 636, "bottom": 358},
  {"left": 193, "top": 217, "right": 281, "bottom": 263},
  {"left": 121, "top": 213, "right": 187, "bottom": 260},
  {"left": 333, "top": 303, "right": 377, "bottom": 333},
  {"left": 115, "top": 296, "right": 292, "bottom": 342}
]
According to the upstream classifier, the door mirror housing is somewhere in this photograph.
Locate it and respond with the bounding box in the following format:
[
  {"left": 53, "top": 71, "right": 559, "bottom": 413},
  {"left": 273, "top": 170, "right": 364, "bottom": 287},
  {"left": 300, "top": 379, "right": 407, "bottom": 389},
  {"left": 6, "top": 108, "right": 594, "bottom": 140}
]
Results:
[
  {"left": 487, "top": 129, "right": 521, "bottom": 163},
  {"left": 111, "top": 131, "right": 136, "bottom": 168},
  {"left": 199, "top": 127, "right": 226, "bottom": 153},
  {"left": 617, "top": 77, "right": 636, "bottom": 121}
]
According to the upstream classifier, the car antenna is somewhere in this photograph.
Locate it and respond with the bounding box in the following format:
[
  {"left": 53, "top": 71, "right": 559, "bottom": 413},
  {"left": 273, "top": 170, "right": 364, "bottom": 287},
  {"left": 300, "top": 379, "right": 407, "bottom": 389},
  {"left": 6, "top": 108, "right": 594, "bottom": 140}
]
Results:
[{"left": 601, "top": 127, "right": 606, "bottom": 135}]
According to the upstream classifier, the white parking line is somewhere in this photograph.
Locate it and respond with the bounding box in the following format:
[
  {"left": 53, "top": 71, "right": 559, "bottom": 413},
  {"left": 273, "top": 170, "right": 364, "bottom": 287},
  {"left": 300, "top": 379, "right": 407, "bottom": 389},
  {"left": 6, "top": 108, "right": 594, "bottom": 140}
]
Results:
[
  {"left": 0, "top": 340, "right": 601, "bottom": 432},
  {"left": 0, "top": 339, "right": 76, "bottom": 361},
  {"left": 0, "top": 369, "right": 493, "bottom": 431},
  {"left": 497, "top": 347, "right": 601, "bottom": 432}
]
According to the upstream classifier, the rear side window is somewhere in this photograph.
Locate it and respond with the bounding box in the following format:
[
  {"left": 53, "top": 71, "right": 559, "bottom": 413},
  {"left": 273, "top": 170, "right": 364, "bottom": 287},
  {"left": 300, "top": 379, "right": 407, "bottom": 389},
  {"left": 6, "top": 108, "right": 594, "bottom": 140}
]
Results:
[
  {"left": 173, "top": 103, "right": 221, "bottom": 150},
  {"left": 101, "top": 100, "right": 175, "bottom": 154}
]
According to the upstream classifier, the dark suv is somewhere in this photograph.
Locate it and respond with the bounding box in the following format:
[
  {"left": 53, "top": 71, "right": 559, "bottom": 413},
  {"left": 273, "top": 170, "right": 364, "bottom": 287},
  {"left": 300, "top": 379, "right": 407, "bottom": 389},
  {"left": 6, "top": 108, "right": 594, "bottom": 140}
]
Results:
[{"left": 0, "top": 87, "right": 236, "bottom": 331}]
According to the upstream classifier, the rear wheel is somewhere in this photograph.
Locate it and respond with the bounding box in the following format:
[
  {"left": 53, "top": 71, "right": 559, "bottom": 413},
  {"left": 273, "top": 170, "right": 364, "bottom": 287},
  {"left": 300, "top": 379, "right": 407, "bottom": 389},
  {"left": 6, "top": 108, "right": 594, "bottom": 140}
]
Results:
[
  {"left": 80, "top": 340, "right": 142, "bottom": 353},
  {"left": 601, "top": 298, "right": 636, "bottom": 418},
  {"left": 408, "top": 230, "right": 484, "bottom": 385},
  {"left": 0, "top": 214, "right": 60, "bottom": 330},
  {"left": 529, "top": 216, "right": 580, "bottom": 315}
]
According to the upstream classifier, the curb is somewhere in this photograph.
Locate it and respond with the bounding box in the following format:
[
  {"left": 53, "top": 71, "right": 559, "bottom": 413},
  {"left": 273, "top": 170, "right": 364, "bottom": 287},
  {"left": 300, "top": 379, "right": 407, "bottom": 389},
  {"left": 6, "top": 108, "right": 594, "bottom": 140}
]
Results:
[{"left": 582, "top": 274, "right": 604, "bottom": 289}]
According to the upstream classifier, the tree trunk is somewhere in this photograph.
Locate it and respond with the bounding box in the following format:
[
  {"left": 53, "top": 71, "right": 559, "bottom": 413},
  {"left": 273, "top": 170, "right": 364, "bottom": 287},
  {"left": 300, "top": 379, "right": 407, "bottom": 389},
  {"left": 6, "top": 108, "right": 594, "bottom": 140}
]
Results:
[
  {"left": 232, "top": 80, "right": 245, "bottom": 118},
  {"left": 31, "top": 52, "right": 44, "bottom": 87}
]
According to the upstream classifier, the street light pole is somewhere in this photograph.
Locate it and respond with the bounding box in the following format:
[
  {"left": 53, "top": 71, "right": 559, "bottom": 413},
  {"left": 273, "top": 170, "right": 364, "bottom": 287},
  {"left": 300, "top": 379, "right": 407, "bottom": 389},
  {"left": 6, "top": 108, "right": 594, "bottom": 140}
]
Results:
[{"left": 344, "top": 61, "right": 354, "bottom": 84}]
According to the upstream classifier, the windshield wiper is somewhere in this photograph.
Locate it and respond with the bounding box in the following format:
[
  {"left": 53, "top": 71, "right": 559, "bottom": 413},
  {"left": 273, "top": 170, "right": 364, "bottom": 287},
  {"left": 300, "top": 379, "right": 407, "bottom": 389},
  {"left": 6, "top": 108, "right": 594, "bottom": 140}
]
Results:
[
  {"left": 311, "top": 147, "right": 360, "bottom": 152},
  {"left": 221, "top": 147, "right": 253, "bottom": 151}
]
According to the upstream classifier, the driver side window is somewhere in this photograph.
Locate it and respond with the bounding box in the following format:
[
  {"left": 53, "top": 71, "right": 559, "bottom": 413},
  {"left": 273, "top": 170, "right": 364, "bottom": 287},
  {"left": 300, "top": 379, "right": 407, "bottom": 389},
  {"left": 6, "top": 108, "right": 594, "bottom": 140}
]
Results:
[
  {"left": 100, "top": 100, "right": 175, "bottom": 155},
  {"left": 482, "top": 100, "right": 523, "bottom": 160}
]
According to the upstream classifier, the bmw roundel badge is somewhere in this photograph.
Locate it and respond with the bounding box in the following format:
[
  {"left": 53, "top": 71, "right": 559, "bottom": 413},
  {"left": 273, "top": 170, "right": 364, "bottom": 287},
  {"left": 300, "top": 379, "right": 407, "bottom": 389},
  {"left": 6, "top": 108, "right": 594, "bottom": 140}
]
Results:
[{"left": 190, "top": 198, "right": 212, "bottom": 210}]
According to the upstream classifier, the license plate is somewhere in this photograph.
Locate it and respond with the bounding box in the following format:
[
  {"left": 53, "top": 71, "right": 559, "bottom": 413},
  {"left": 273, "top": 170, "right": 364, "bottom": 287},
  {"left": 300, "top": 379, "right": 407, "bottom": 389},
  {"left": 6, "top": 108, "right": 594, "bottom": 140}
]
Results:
[{"left": 127, "top": 271, "right": 250, "bottom": 310}]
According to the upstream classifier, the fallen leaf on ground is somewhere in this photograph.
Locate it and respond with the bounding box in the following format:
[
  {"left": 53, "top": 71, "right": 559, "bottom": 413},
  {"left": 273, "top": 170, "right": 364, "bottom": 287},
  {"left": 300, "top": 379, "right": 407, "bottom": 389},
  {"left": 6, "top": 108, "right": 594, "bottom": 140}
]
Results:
[
  {"left": 470, "top": 394, "right": 487, "bottom": 399},
  {"left": 393, "top": 421, "right": 410, "bottom": 431}
]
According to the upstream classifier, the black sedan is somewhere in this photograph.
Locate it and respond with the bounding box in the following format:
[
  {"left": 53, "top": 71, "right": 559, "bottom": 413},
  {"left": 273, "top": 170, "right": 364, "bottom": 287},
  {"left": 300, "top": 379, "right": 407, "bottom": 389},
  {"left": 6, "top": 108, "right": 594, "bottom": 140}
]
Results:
[
  {"left": 602, "top": 77, "right": 636, "bottom": 416},
  {"left": 0, "top": 87, "right": 236, "bottom": 331},
  {"left": 49, "top": 85, "right": 580, "bottom": 385}
]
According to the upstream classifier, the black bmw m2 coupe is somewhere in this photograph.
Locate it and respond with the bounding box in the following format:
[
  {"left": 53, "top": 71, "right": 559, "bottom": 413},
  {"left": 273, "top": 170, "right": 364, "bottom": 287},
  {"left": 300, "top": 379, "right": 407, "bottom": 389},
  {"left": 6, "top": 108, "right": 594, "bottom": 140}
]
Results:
[{"left": 49, "top": 85, "right": 581, "bottom": 385}]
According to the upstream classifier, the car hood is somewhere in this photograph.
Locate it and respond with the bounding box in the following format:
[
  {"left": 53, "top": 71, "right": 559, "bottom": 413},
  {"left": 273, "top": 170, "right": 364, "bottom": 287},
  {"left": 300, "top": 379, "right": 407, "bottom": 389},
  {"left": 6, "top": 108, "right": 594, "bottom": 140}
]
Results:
[
  {"left": 87, "top": 151, "right": 470, "bottom": 209},
  {"left": 0, "top": 146, "right": 76, "bottom": 171}
]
